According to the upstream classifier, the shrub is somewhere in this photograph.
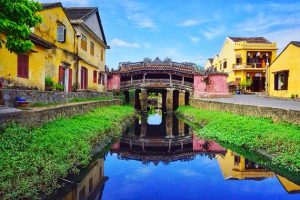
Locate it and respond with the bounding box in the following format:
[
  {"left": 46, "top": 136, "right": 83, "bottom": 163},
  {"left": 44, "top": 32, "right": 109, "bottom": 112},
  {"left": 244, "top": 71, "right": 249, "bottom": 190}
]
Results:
[
  {"left": 54, "top": 83, "right": 64, "bottom": 91},
  {"left": 45, "top": 76, "right": 54, "bottom": 87}
]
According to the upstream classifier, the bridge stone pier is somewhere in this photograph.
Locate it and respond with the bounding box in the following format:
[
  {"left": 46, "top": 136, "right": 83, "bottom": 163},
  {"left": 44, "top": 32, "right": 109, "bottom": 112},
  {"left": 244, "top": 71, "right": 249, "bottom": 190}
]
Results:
[{"left": 107, "top": 57, "right": 230, "bottom": 113}]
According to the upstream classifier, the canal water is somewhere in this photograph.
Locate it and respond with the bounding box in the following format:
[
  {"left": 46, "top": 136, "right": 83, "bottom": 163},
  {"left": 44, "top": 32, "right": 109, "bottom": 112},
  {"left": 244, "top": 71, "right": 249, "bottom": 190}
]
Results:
[{"left": 58, "top": 109, "right": 300, "bottom": 200}]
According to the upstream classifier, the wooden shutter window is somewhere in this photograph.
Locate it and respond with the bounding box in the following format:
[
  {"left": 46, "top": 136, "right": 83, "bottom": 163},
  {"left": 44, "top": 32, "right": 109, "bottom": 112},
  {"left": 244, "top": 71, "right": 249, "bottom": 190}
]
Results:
[
  {"left": 81, "top": 34, "right": 87, "bottom": 51},
  {"left": 93, "top": 70, "right": 97, "bottom": 83},
  {"left": 274, "top": 73, "right": 278, "bottom": 90},
  {"left": 98, "top": 72, "right": 102, "bottom": 84},
  {"left": 57, "top": 24, "right": 65, "bottom": 42},
  {"left": 90, "top": 41, "right": 94, "bottom": 56},
  {"left": 101, "top": 49, "right": 104, "bottom": 61},
  {"left": 17, "top": 54, "right": 29, "bottom": 78},
  {"left": 58, "top": 66, "right": 65, "bottom": 85}
]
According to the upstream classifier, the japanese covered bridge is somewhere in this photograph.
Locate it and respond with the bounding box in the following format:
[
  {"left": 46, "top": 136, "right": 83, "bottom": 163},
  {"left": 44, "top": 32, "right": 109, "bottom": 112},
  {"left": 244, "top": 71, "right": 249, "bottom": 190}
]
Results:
[{"left": 107, "top": 58, "right": 229, "bottom": 113}]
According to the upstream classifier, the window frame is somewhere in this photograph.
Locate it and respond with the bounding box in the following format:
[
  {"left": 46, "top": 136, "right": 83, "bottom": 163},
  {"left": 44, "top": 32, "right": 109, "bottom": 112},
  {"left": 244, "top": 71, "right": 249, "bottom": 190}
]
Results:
[
  {"left": 274, "top": 71, "right": 289, "bottom": 90},
  {"left": 93, "top": 70, "right": 97, "bottom": 83},
  {"left": 90, "top": 41, "right": 94, "bottom": 56},
  {"left": 101, "top": 49, "right": 104, "bottom": 61},
  {"left": 81, "top": 34, "right": 87, "bottom": 51},
  {"left": 17, "top": 54, "right": 29, "bottom": 79},
  {"left": 57, "top": 23, "right": 66, "bottom": 43}
]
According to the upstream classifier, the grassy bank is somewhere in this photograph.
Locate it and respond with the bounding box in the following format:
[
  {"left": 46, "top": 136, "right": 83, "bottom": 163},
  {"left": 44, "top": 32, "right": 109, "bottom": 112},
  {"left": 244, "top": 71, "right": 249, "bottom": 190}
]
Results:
[
  {"left": 176, "top": 106, "right": 300, "bottom": 173},
  {"left": 0, "top": 105, "right": 134, "bottom": 199}
]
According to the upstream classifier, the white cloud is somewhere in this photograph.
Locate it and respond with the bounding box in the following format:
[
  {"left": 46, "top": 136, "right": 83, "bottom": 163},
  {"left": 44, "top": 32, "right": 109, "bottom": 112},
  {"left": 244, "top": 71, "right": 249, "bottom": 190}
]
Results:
[
  {"left": 189, "top": 36, "right": 200, "bottom": 44},
  {"left": 179, "top": 19, "right": 207, "bottom": 27},
  {"left": 117, "top": 0, "right": 157, "bottom": 29},
  {"left": 110, "top": 38, "right": 141, "bottom": 48},
  {"left": 265, "top": 27, "right": 300, "bottom": 53},
  {"left": 128, "top": 13, "right": 156, "bottom": 29},
  {"left": 202, "top": 26, "right": 225, "bottom": 40}
]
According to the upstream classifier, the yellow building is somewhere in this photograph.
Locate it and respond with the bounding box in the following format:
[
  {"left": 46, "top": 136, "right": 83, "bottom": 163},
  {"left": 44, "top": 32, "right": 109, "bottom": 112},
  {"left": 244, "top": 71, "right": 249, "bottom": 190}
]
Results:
[
  {"left": 267, "top": 41, "right": 300, "bottom": 98},
  {"left": 212, "top": 37, "right": 277, "bottom": 92},
  {"left": 65, "top": 7, "right": 109, "bottom": 92},
  {"left": 35, "top": 2, "right": 77, "bottom": 92},
  {"left": 0, "top": 34, "right": 53, "bottom": 90},
  {"left": 216, "top": 150, "right": 274, "bottom": 180},
  {"left": 62, "top": 158, "right": 107, "bottom": 200},
  {"left": 204, "top": 58, "right": 213, "bottom": 70}
]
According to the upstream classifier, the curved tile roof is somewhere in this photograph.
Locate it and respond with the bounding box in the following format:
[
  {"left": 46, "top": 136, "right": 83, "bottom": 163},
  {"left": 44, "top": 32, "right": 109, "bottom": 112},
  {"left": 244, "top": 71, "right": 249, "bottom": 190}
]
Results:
[{"left": 119, "top": 58, "right": 200, "bottom": 76}]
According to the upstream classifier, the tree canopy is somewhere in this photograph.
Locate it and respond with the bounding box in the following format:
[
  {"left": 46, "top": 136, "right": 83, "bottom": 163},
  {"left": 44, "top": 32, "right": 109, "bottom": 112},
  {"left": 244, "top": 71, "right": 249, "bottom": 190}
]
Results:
[{"left": 0, "top": 0, "right": 42, "bottom": 53}]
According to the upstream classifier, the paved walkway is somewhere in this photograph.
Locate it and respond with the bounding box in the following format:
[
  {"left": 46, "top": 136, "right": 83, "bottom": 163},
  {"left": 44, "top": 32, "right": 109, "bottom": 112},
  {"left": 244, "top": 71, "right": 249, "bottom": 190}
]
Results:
[
  {"left": 0, "top": 106, "right": 22, "bottom": 115},
  {"left": 201, "top": 95, "right": 300, "bottom": 111}
]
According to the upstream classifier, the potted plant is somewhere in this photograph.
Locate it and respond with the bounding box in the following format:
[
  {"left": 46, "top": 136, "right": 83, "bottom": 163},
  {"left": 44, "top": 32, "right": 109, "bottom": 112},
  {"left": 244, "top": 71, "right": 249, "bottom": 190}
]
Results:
[
  {"left": 45, "top": 76, "right": 54, "bottom": 91},
  {"left": 54, "top": 83, "right": 64, "bottom": 91}
]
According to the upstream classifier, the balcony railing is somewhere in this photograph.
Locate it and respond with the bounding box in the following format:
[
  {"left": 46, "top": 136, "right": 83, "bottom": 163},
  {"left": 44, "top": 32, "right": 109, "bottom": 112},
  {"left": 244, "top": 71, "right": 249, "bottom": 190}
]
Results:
[
  {"left": 232, "top": 63, "right": 268, "bottom": 70},
  {"left": 121, "top": 79, "right": 193, "bottom": 89}
]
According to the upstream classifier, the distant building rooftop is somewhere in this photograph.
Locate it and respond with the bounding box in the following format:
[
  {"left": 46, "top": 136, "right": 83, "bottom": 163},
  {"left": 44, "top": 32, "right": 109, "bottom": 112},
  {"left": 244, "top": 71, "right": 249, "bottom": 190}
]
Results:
[
  {"left": 229, "top": 37, "right": 272, "bottom": 44},
  {"left": 64, "top": 7, "right": 97, "bottom": 20}
]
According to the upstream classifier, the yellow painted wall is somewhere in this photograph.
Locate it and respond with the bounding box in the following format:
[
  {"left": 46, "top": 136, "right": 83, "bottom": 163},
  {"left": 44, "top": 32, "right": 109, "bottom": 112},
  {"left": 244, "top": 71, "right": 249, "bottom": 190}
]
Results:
[
  {"left": 34, "top": 7, "right": 75, "bottom": 53},
  {"left": 0, "top": 34, "right": 46, "bottom": 90},
  {"left": 213, "top": 37, "right": 277, "bottom": 84},
  {"left": 35, "top": 6, "right": 77, "bottom": 90},
  {"left": 75, "top": 26, "right": 106, "bottom": 92},
  {"left": 79, "top": 60, "right": 105, "bottom": 91},
  {"left": 268, "top": 44, "right": 300, "bottom": 98}
]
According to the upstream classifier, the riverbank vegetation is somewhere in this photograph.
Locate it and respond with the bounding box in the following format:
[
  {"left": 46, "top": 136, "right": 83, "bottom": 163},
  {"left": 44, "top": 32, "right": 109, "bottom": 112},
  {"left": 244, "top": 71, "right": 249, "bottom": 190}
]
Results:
[
  {"left": 0, "top": 105, "right": 134, "bottom": 199},
  {"left": 177, "top": 106, "right": 300, "bottom": 173}
]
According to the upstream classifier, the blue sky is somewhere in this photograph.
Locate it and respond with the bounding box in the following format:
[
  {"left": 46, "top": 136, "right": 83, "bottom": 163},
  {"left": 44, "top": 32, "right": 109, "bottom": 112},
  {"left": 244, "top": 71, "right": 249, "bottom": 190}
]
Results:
[{"left": 41, "top": 0, "right": 300, "bottom": 68}]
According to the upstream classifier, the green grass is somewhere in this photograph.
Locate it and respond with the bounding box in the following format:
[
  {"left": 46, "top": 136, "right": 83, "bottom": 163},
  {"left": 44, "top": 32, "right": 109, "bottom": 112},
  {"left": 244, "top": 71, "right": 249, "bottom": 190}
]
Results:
[
  {"left": 30, "top": 96, "right": 114, "bottom": 107},
  {"left": 176, "top": 106, "right": 300, "bottom": 173},
  {"left": 0, "top": 105, "right": 134, "bottom": 199}
]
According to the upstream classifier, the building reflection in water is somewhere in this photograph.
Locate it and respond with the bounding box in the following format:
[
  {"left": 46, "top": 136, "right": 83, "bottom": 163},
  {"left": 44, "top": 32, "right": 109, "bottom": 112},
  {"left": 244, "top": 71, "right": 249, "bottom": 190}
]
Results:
[
  {"left": 111, "top": 109, "right": 227, "bottom": 165},
  {"left": 217, "top": 150, "right": 300, "bottom": 194},
  {"left": 111, "top": 109, "right": 300, "bottom": 194},
  {"left": 60, "top": 158, "right": 107, "bottom": 200}
]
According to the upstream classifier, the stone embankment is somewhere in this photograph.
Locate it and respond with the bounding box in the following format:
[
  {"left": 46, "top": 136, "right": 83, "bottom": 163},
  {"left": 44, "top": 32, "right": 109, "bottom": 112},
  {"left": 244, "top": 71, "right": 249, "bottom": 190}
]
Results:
[
  {"left": 190, "top": 98, "right": 300, "bottom": 125},
  {"left": 0, "top": 99, "right": 120, "bottom": 128}
]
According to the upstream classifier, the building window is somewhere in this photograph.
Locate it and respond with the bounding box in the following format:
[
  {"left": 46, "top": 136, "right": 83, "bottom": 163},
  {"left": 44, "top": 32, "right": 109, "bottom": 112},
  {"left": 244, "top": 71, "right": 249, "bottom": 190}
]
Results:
[
  {"left": 17, "top": 54, "right": 29, "bottom": 78},
  {"left": 274, "top": 71, "right": 289, "bottom": 90},
  {"left": 57, "top": 24, "right": 66, "bottom": 42},
  {"left": 98, "top": 72, "right": 102, "bottom": 85},
  {"left": 236, "top": 55, "right": 242, "bottom": 65},
  {"left": 90, "top": 41, "right": 94, "bottom": 56},
  {"left": 81, "top": 67, "right": 88, "bottom": 89},
  {"left": 93, "top": 70, "right": 97, "bottom": 83},
  {"left": 101, "top": 49, "right": 104, "bottom": 61},
  {"left": 81, "top": 34, "right": 87, "bottom": 51},
  {"left": 223, "top": 60, "right": 227, "bottom": 69}
]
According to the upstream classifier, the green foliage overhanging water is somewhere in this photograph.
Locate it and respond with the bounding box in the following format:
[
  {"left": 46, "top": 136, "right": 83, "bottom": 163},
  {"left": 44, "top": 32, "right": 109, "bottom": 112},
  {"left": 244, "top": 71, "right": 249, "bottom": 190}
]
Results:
[{"left": 0, "top": 105, "right": 135, "bottom": 199}]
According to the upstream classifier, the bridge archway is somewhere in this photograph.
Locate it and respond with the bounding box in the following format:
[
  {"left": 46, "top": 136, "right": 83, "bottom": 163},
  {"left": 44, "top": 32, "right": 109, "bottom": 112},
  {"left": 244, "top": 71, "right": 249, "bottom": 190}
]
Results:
[
  {"left": 185, "top": 91, "right": 190, "bottom": 106},
  {"left": 173, "top": 90, "right": 179, "bottom": 110},
  {"left": 134, "top": 89, "right": 141, "bottom": 109}
]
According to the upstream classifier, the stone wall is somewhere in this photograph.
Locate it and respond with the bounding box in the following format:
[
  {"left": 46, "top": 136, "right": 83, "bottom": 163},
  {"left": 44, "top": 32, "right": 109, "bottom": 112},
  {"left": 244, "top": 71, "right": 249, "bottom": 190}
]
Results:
[
  {"left": 0, "top": 99, "right": 120, "bottom": 128},
  {"left": 190, "top": 98, "right": 300, "bottom": 125},
  {"left": 1, "top": 89, "right": 113, "bottom": 107},
  {"left": 193, "top": 74, "right": 230, "bottom": 98}
]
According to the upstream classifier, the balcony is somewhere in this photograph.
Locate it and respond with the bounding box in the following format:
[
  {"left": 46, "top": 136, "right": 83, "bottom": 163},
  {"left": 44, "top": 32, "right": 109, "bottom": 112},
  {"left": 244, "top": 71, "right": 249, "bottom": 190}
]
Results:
[
  {"left": 120, "top": 79, "right": 193, "bottom": 90},
  {"left": 232, "top": 63, "right": 268, "bottom": 70}
]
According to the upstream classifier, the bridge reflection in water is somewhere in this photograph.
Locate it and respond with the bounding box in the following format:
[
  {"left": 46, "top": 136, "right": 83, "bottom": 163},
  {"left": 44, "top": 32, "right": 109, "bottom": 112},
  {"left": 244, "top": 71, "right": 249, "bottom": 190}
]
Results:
[{"left": 57, "top": 110, "right": 300, "bottom": 200}]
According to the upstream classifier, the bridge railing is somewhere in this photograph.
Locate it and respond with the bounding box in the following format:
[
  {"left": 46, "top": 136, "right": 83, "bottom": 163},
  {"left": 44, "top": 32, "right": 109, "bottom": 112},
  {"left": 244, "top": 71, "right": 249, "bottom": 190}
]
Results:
[{"left": 120, "top": 79, "right": 193, "bottom": 89}]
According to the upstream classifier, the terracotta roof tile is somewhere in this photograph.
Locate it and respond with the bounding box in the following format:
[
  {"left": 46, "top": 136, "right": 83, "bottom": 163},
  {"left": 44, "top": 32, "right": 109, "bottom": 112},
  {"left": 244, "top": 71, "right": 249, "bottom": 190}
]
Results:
[{"left": 229, "top": 37, "right": 271, "bottom": 44}]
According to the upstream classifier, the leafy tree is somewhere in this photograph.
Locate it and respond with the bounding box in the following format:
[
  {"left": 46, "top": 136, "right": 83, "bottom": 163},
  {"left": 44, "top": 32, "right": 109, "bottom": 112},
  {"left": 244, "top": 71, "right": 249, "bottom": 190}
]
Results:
[
  {"left": 240, "top": 78, "right": 253, "bottom": 92},
  {"left": 0, "top": 0, "right": 42, "bottom": 53}
]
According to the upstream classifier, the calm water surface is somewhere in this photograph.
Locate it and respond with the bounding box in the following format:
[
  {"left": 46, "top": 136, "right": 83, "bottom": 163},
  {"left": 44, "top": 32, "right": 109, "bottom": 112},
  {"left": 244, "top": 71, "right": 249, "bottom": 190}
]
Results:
[{"left": 60, "top": 109, "right": 300, "bottom": 200}]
